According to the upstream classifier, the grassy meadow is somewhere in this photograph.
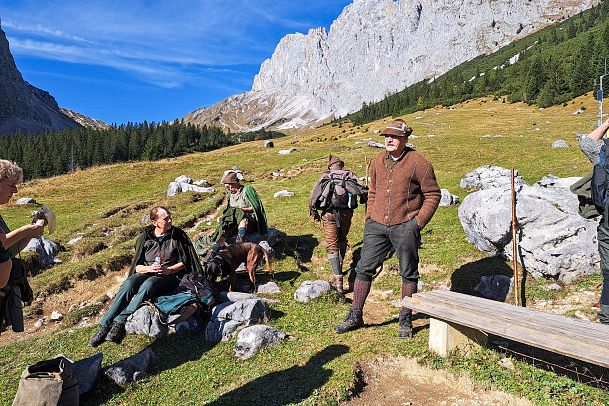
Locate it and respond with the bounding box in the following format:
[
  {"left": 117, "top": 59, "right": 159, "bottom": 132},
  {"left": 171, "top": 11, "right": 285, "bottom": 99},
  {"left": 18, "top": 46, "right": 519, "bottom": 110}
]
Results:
[{"left": 0, "top": 94, "right": 607, "bottom": 405}]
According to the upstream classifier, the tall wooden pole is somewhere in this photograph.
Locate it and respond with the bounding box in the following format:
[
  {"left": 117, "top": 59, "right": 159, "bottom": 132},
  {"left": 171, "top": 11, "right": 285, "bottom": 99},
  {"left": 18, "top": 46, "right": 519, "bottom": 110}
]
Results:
[{"left": 511, "top": 169, "right": 520, "bottom": 306}]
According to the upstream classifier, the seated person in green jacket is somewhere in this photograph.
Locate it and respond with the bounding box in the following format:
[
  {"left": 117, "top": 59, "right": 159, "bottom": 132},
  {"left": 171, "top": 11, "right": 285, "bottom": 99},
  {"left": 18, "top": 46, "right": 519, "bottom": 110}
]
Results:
[
  {"left": 208, "top": 171, "right": 267, "bottom": 257},
  {"left": 88, "top": 206, "right": 202, "bottom": 347}
]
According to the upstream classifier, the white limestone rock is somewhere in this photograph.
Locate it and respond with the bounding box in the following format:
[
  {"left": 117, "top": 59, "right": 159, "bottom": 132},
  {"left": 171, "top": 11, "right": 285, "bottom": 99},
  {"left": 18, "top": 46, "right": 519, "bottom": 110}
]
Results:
[
  {"left": 234, "top": 325, "right": 288, "bottom": 360},
  {"left": 294, "top": 280, "right": 332, "bottom": 303}
]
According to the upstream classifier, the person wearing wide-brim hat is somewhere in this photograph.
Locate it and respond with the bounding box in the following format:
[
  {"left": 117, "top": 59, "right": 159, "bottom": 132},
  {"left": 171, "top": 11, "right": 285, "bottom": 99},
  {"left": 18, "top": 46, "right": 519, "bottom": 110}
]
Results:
[
  {"left": 309, "top": 155, "right": 367, "bottom": 294},
  {"left": 333, "top": 118, "right": 441, "bottom": 338},
  {"left": 207, "top": 170, "right": 267, "bottom": 257}
]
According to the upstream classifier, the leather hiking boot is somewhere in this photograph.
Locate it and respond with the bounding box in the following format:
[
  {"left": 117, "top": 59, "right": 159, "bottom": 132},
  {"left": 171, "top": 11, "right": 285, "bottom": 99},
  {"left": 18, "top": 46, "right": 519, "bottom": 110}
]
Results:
[
  {"left": 88, "top": 324, "right": 111, "bottom": 347},
  {"left": 398, "top": 309, "right": 413, "bottom": 339},
  {"left": 105, "top": 322, "right": 126, "bottom": 344},
  {"left": 333, "top": 308, "right": 363, "bottom": 334}
]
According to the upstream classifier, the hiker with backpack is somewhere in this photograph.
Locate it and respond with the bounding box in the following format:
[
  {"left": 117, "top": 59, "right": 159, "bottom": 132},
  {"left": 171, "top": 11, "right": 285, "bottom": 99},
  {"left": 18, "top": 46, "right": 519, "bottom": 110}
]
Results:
[
  {"left": 581, "top": 118, "right": 609, "bottom": 325},
  {"left": 333, "top": 118, "right": 441, "bottom": 338},
  {"left": 206, "top": 171, "right": 268, "bottom": 260},
  {"left": 88, "top": 206, "right": 203, "bottom": 347},
  {"left": 309, "top": 155, "right": 367, "bottom": 293}
]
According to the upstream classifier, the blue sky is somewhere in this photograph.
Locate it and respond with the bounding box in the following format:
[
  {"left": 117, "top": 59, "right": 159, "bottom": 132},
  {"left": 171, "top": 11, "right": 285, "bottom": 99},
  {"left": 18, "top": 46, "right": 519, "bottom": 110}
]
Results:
[{"left": 0, "top": 0, "right": 351, "bottom": 125}]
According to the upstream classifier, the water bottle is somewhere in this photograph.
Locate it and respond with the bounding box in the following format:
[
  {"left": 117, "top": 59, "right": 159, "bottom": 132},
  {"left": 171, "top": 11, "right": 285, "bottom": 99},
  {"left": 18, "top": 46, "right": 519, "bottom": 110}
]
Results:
[{"left": 154, "top": 252, "right": 162, "bottom": 265}]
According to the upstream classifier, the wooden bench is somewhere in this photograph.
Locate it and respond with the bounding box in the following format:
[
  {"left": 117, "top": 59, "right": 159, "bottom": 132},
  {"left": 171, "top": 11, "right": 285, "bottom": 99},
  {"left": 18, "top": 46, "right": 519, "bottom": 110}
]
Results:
[{"left": 402, "top": 290, "right": 609, "bottom": 368}]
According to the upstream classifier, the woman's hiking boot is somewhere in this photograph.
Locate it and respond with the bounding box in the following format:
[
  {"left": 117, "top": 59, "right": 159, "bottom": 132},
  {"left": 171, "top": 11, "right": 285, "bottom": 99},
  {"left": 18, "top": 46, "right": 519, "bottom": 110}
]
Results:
[
  {"left": 105, "top": 322, "right": 126, "bottom": 344},
  {"left": 333, "top": 308, "right": 363, "bottom": 334},
  {"left": 88, "top": 324, "right": 111, "bottom": 347},
  {"left": 398, "top": 309, "right": 413, "bottom": 339}
]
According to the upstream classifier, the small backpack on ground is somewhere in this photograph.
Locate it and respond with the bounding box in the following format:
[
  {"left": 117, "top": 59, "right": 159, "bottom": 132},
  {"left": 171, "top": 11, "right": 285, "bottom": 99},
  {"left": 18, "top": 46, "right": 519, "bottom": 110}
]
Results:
[
  {"left": 591, "top": 138, "right": 609, "bottom": 222},
  {"left": 178, "top": 270, "right": 220, "bottom": 311},
  {"left": 13, "top": 356, "right": 79, "bottom": 406}
]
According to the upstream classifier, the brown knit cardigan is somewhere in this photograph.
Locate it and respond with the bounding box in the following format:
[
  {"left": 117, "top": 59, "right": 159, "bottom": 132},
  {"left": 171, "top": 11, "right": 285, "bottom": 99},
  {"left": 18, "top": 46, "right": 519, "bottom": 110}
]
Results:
[{"left": 366, "top": 149, "right": 441, "bottom": 229}]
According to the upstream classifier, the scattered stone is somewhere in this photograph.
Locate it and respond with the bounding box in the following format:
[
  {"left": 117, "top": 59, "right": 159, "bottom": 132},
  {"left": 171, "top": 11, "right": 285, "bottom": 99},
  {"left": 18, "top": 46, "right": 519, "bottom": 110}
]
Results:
[
  {"left": 106, "top": 290, "right": 115, "bottom": 300},
  {"left": 271, "top": 172, "right": 282, "bottom": 178},
  {"left": 23, "top": 237, "right": 62, "bottom": 266},
  {"left": 367, "top": 141, "right": 384, "bottom": 148},
  {"left": 552, "top": 139, "right": 569, "bottom": 148},
  {"left": 174, "top": 175, "right": 192, "bottom": 184},
  {"left": 219, "top": 291, "right": 258, "bottom": 303},
  {"left": 460, "top": 165, "right": 526, "bottom": 190},
  {"left": 234, "top": 325, "right": 288, "bottom": 360},
  {"left": 273, "top": 190, "right": 294, "bottom": 198},
  {"left": 67, "top": 236, "right": 83, "bottom": 245},
  {"left": 193, "top": 179, "right": 210, "bottom": 187},
  {"left": 540, "top": 283, "right": 562, "bottom": 291},
  {"left": 459, "top": 174, "right": 598, "bottom": 283},
  {"left": 125, "top": 306, "right": 168, "bottom": 339},
  {"left": 256, "top": 282, "right": 281, "bottom": 294},
  {"left": 294, "top": 280, "right": 332, "bottom": 303},
  {"left": 166, "top": 182, "right": 181, "bottom": 197},
  {"left": 263, "top": 140, "right": 274, "bottom": 148},
  {"left": 474, "top": 275, "right": 513, "bottom": 302},
  {"left": 34, "top": 318, "right": 44, "bottom": 330},
  {"left": 15, "top": 197, "right": 37, "bottom": 205},
  {"left": 50, "top": 311, "right": 63, "bottom": 321},
  {"left": 415, "top": 116, "right": 423, "bottom": 119},
  {"left": 173, "top": 316, "right": 204, "bottom": 333},
  {"left": 572, "top": 108, "right": 585, "bottom": 115},
  {"left": 73, "top": 352, "right": 103, "bottom": 395},
  {"left": 278, "top": 148, "right": 296, "bottom": 155},
  {"left": 439, "top": 189, "right": 460, "bottom": 207},
  {"left": 104, "top": 348, "right": 158, "bottom": 387},
  {"left": 205, "top": 299, "right": 270, "bottom": 343},
  {"left": 140, "top": 214, "right": 150, "bottom": 224},
  {"left": 498, "top": 357, "right": 514, "bottom": 370}
]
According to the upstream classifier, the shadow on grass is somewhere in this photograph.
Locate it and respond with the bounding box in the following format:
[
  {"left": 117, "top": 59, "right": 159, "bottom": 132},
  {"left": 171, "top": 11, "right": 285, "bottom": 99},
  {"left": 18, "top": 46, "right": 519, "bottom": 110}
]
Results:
[
  {"left": 450, "top": 257, "right": 513, "bottom": 298},
  {"left": 275, "top": 234, "right": 319, "bottom": 273},
  {"left": 82, "top": 331, "right": 213, "bottom": 406},
  {"left": 207, "top": 344, "right": 349, "bottom": 406}
]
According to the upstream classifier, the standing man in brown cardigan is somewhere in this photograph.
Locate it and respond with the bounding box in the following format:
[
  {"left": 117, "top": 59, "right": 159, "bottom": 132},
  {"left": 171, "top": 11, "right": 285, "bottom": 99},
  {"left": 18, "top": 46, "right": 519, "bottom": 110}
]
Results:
[{"left": 333, "top": 118, "right": 441, "bottom": 338}]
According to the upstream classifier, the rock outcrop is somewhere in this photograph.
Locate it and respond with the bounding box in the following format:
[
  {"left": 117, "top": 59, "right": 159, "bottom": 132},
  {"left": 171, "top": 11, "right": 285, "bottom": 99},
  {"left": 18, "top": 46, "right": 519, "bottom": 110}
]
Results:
[
  {"left": 458, "top": 174, "right": 599, "bottom": 283},
  {"left": 0, "top": 22, "right": 80, "bottom": 134},
  {"left": 183, "top": 0, "right": 597, "bottom": 132}
]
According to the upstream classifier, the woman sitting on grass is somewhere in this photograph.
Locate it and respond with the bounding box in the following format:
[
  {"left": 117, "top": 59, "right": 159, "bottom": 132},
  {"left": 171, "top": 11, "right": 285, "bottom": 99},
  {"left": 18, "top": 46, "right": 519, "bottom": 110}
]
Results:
[{"left": 88, "top": 206, "right": 202, "bottom": 347}]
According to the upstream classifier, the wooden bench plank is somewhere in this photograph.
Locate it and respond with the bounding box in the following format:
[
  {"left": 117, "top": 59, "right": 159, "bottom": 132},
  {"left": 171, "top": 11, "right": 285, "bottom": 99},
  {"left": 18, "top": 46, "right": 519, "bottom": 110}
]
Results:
[
  {"left": 403, "top": 291, "right": 609, "bottom": 368},
  {"left": 414, "top": 291, "right": 609, "bottom": 343}
]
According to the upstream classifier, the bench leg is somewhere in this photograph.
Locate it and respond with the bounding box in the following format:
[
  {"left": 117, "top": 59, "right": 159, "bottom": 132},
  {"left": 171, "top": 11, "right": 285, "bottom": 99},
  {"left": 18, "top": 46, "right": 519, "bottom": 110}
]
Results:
[{"left": 428, "top": 318, "right": 488, "bottom": 357}]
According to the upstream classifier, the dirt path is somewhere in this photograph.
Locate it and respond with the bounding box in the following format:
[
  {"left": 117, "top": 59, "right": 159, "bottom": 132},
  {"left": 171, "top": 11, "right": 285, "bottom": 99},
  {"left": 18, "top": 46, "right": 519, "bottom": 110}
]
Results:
[{"left": 342, "top": 356, "right": 532, "bottom": 406}]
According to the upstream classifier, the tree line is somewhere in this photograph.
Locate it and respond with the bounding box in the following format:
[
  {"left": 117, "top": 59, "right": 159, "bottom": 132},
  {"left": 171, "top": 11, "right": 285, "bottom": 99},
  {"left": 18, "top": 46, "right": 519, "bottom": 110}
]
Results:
[
  {"left": 0, "top": 121, "right": 284, "bottom": 180},
  {"left": 347, "top": 0, "right": 609, "bottom": 126}
]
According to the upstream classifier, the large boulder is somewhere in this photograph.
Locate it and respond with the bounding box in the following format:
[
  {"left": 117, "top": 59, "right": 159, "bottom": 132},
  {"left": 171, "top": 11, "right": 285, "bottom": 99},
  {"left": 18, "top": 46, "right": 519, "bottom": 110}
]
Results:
[
  {"left": 234, "top": 325, "right": 288, "bottom": 360},
  {"left": 23, "top": 237, "right": 62, "bottom": 266},
  {"left": 125, "top": 306, "right": 168, "bottom": 339},
  {"left": 294, "top": 280, "right": 332, "bottom": 303},
  {"left": 460, "top": 165, "right": 526, "bottom": 190},
  {"left": 458, "top": 174, "right": 599, "bottom": 283},
  {"left": 205, "top": 298, "right": 270, "bottom": 343},
  {"left": 104, "top": 348, "right": 157, "bottom": 387}
]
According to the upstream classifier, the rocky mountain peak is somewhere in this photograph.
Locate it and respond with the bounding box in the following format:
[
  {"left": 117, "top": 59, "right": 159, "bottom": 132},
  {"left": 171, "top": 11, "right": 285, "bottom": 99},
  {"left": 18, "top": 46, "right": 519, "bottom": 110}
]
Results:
[
  {"left": 184, "top": 0, "right": 598, "bottom": 132},
  {"left": 0, "top": 21, "right": 81, "bottom": 134}
]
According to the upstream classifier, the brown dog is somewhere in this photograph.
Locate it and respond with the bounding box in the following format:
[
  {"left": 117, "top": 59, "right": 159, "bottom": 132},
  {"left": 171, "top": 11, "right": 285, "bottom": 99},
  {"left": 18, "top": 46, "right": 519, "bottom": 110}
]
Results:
[{"left": 205, "top": 242, "right": 272, "bottom": 291}]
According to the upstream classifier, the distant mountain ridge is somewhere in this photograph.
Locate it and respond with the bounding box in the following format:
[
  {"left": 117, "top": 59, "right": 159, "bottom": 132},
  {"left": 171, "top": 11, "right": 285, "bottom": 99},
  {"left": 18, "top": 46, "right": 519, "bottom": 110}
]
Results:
[
  {"left": 60, "top": 108, "right": 110, "bottom": 130},
  {"left": 0, "top": 20, "right": 80, "bottom": 135},
  {"left": 183, "top": 0, "right": 599, "bottom": 132}
]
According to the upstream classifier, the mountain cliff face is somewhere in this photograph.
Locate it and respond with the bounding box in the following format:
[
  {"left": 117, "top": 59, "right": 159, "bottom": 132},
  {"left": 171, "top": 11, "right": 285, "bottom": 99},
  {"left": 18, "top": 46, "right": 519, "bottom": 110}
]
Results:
[
  {"left": 0, "top": 22, "right": 80, "bottom": 135},
  {"left": 184, "top": 0, "right": 598, "bottom": 132}
]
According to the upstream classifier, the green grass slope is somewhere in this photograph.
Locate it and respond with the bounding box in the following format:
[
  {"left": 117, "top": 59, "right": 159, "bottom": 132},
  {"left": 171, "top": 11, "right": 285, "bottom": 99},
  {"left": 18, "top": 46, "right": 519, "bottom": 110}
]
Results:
[{"left": 0, "top": 95, "right": 607, "bottom": 405}]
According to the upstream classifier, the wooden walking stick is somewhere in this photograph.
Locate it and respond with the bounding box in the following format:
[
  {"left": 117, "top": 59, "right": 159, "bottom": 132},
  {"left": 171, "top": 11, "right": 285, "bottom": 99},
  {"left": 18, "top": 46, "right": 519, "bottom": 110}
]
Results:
[{"left": 511, "top": 169, "right": 521, "bottom": 306}]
